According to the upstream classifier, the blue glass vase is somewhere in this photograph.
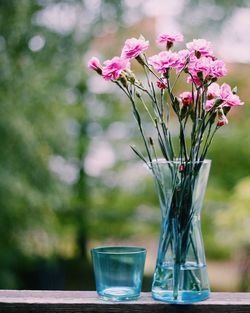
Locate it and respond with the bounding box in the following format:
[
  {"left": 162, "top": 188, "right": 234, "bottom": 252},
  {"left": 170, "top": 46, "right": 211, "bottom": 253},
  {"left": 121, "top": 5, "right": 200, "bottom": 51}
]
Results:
[{"left": 151, "top": 160, "right": 211, "bottom": 304}]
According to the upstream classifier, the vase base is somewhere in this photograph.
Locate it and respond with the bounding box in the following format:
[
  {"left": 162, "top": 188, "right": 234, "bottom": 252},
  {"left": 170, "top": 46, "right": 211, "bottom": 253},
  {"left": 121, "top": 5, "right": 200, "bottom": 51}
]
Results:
[
  {"left": 97, "top": 287, "right": 140, "bottom": 302},
  {"left": 152, "top": 289, "right": 210, "bottom": 304}
]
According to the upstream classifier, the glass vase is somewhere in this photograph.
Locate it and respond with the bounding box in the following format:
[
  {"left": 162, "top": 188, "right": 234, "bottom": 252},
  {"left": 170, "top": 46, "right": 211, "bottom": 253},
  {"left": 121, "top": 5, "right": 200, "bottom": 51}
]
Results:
[{"left": 151, "top": 159, "right": 211, "bottom": 304}]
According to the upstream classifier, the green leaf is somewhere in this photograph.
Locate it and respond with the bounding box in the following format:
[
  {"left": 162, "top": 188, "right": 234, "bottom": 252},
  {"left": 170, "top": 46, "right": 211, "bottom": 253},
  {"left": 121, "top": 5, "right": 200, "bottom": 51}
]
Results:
[
  {"left": 209, "top": 112, "right": 217, "bottom": 125},
  {"left": 158, "top": 136, "right": 169, "bottom": 161},
  {"left": 130, "top": 145, "right": 148, "bottom": 165},
  {"left": 173, "top": 97, "right": 180, "bottom": 113},
  {"left": 214, "top": 99, "right": 224, "bottom": 107},
  {"left": 223, "top": 106, "right": 231, "bottom": 115},
  {"left": 197, "top": 71, "right": 203, "bottom": 82},
  {"left": 161, "top": 122, "right": 174, "bottom": 160},
  {"left": 180, "top": 105, "right": 188, "bottom": 120},
  {"left": 190, "top": 108, "right": 196, "bottom": 122},
  {"left": 132, "top": 107, "right": 141, "bottom": 127}
]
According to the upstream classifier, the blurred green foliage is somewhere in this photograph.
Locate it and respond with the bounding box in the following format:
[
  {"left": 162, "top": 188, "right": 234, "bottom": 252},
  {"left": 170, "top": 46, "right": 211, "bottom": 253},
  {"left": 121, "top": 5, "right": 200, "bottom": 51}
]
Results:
[
  {"left": 0, "top": 0, "right": 73, "bottom": 287},
  {"left": 0, "top": 0, "right": 129, "bottom": 289},
  {"left": 0, "top": 0, "right": 249, "bottom": 291}
]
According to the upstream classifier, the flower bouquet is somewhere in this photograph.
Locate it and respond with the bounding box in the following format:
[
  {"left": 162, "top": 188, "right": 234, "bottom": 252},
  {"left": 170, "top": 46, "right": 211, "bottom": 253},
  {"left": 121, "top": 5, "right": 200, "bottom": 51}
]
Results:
[{"left": 88, "top": 32, "right": 244, "bottom": 303}]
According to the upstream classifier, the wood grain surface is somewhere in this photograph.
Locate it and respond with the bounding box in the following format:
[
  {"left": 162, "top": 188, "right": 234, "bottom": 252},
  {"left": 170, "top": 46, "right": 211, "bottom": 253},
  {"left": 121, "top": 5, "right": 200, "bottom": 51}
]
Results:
[{"left": 0, "top": 291, "right": 249, "bottom": 313}]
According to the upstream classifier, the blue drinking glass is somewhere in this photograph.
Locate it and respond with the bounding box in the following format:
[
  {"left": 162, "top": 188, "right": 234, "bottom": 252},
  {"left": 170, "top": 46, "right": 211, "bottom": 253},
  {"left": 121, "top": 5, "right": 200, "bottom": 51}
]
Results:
[{"left": 91, "top": 246, "right": 146, "bottom": 301}]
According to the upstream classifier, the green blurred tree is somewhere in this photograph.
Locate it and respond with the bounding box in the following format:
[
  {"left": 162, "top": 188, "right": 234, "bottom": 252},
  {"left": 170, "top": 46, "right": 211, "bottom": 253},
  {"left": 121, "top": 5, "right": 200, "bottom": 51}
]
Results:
[{"left": 0, "top": 0, "right": 130, "bottom": 289}]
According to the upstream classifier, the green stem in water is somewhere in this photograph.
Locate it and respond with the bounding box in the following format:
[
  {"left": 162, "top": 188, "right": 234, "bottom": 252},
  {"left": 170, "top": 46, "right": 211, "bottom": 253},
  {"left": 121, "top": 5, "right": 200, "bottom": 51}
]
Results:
[{"left": 172, "top": 218, "right": 181, "bottom": 300}]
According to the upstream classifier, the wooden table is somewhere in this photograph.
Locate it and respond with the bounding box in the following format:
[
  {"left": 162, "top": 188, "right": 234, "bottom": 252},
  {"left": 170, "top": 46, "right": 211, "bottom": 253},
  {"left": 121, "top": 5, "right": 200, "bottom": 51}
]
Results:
[{"left": 0, "top": 290, "right": 249, "bottom": 313}]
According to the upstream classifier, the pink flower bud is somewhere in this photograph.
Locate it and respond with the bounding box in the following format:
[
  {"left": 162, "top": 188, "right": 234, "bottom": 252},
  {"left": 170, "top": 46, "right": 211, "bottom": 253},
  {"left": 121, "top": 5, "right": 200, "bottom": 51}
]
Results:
[
  {"left": 179, "top": 164, "right": 185, "bottom": 172},
  {"left": 179, "top": 91, "right": 194, "bottom": 106},
  {"left": 88, "top": 57, "right": 101, "bottom": 71},
  {"left": 156, "top": 79, "right": 167, "bottom": 90},
  {"left": 217, "top": 115, "right": 228, "bottom": 127}
]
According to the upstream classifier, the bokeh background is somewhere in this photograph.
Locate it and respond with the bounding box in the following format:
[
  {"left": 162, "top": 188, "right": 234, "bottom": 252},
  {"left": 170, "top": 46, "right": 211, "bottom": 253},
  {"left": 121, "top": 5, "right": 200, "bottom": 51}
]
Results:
[{"left": 0, "top": 0, "right": 249, "bottom": 291}]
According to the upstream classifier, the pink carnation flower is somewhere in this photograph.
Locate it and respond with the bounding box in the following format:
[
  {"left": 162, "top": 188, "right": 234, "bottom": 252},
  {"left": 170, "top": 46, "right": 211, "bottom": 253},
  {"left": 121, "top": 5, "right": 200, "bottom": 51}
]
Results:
[
  {"left": 121, "top": 36, "right": 149, "bottom": 60},
  {"left": 88, "top": 57, "right": 101, "bottom": 71},
  {"left": 186, "top": 57, "right": 210, "bottom": 85},
  {"left": 210, "top": 60, "right": 227, "bottom": 78},
  {"left": 187, "top": 57, "right": 227, "bottom": 84},
  {"left": 186, "top": 39, "right": 213, "bottom": 57},
  {"left": 219, "top": 83, "right": 244, "bottom": 107},
  {"left": 102, "top": 56, "right": 129, "bottom": 81},
  {"left": 207, "top": 83, "right": 243, "bottom": 108},
  {"left": 205, "top": 100, "right": 215, "bottom": 111},
  {"left": 157, "top": 32, "right": 184, "bottom": 45},
  {"left": 207, "top": 83, "right": 220, "bottom": 99},
  {"left": 188, "top": 57, "right": 211, "bottom": 77},
  {"left": 179, "top": 91, "right": 194, "bottom": 106},
  {"left": 148, "top": 51, "right": 179, "bottom": 73}
]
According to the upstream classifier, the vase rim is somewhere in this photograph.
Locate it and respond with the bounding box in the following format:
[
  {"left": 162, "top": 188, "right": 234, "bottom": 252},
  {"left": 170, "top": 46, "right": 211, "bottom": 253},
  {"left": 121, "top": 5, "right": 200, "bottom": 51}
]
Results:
[{"left": 150, "top": 158, "right": 211, "bottom": 164}]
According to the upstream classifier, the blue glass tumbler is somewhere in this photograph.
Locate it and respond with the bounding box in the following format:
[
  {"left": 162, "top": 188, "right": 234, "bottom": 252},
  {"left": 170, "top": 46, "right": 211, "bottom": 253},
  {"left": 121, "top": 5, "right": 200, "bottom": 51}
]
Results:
[{"left": 91, "top": 246, "right": 146, "bottom": 301}]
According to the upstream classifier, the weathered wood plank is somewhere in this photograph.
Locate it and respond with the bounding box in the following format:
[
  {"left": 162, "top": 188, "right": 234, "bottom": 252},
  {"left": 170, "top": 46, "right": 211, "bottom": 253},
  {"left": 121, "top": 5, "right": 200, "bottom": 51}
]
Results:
[{"left": 0, "top": 291, "right": 249, "bottom": 313}]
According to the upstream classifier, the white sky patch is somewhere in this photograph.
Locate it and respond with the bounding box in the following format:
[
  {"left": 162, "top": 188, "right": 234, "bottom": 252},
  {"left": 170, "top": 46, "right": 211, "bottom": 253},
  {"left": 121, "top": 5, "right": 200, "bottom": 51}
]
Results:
[
  {"left": 218, "top": 8, "right": 250, "bottom": 63},
  {"left": 84, "top": 0, "right": 101, "bottom": 12},
  {"left": 84, "top": 140, "right": 116, "bottom": 176},
  {"left": 117, "top": 162, "right": 148, "bottom": 192},
  {"left": 28, "top": 35, "right": 45, "bottom": 52},
  {"left": 143, "top": 0, "right": 185, "bottom": 33},
  {"left": 125, "top": 0, "right": 144, "bottom": 8},
  {"left": 35, "top": 3, "right": 79, "bottom": 34},
  {"left": 123, "top": 0, "right": 144, "bottom": 26},
  {"left": 49, "top": 155, "right": 78, "bottom": 184},
  {"left": 106, "top": 122, "right": 130, "bottom": 140},
  {"left": 87, "top": 75, "right": 114, "bottom": 94}
]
